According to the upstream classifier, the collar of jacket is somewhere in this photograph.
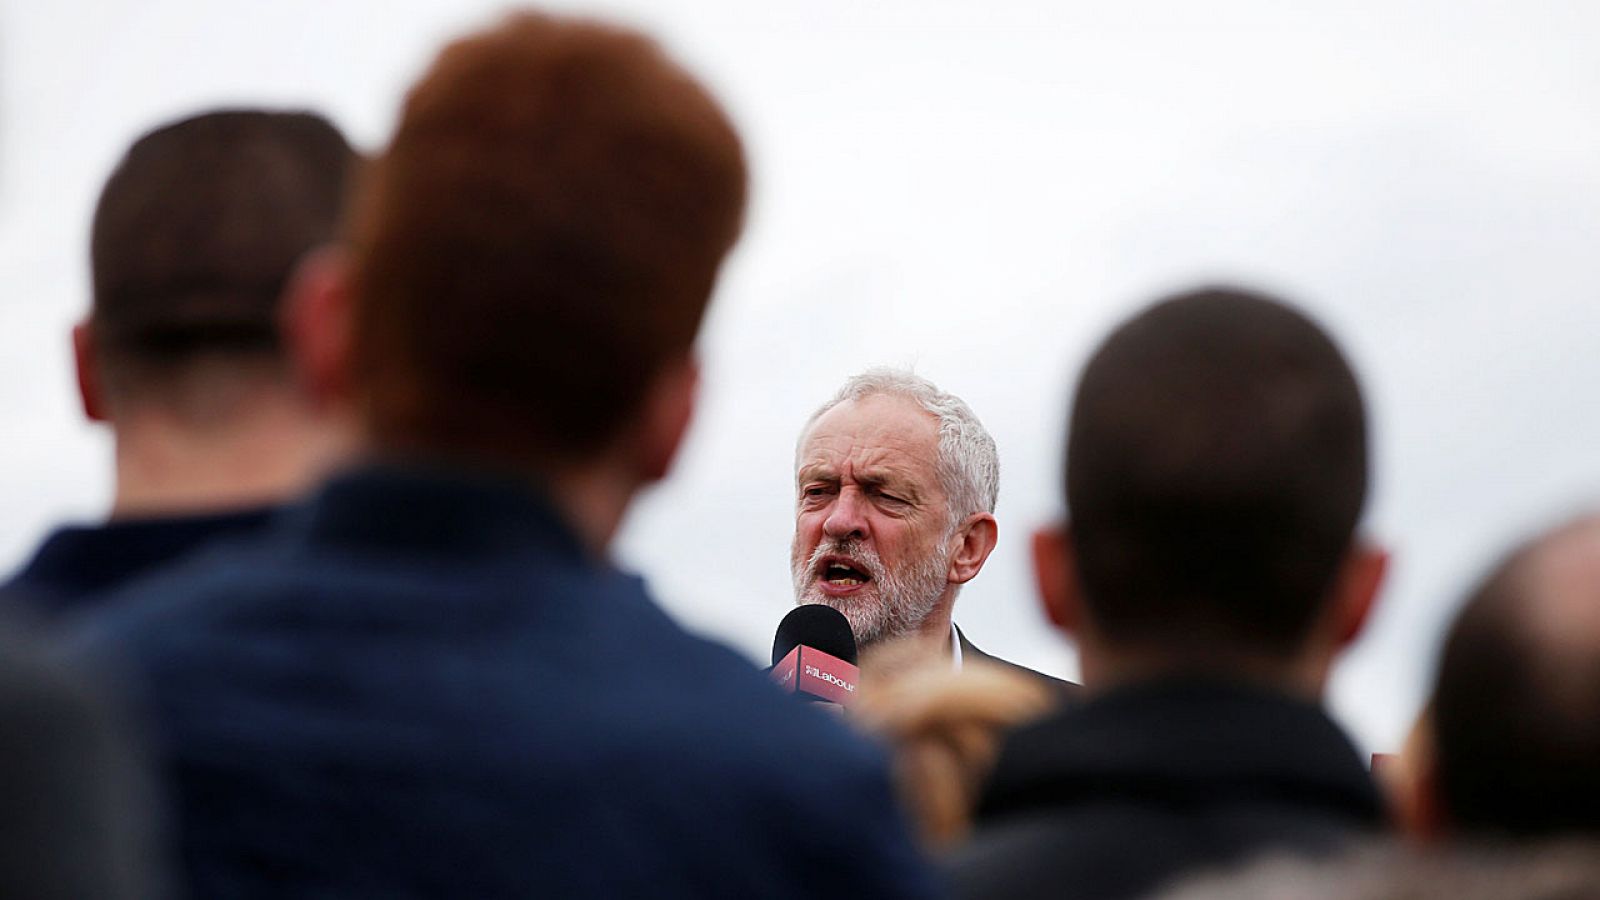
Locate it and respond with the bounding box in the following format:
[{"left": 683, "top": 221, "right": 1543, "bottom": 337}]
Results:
[
  {"left": 8, "top": 507, "right": 276, "bottom": 609},
  {"left": 977, "top": 675, "right": 1384, "bottom": 825},
  {"left": 292, "top": 461, "right": 592, "bottom": 566}
]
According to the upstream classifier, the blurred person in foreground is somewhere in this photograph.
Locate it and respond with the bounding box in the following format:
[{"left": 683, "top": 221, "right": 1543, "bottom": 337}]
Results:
[
  {"left": 1156, "top": 841, "right": 1600, "bottom": 900},
  {"left": 1396, "top": 515, "right": 1600, "bottom": 842},
  {"left": 69, "top": 13, "right": 936, "bottom": 899},
  {"left": 3, "top": 110, "right": 357, "bottom": 615},
  {"left": 0, "top": 630, "right": 157, "bottom": 899},
  {"left": 950, "top": 287, "right": 1390, "bottom": 899},
  {"left": 793, "top": 368, "right": 1079, "bottom": 690},
  {"left": 854, "top": 658, "right": 1057, "bottom": 850}
]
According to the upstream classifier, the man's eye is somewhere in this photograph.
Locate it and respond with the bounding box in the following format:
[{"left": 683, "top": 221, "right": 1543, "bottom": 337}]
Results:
[{"left": 802, "top": 486, "right": 829, "bottom": 498}]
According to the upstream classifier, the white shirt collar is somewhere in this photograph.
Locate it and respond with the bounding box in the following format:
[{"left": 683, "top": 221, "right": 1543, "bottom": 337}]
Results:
[{"left": 950, "top": 621, "right": 964, "bottom": 672}]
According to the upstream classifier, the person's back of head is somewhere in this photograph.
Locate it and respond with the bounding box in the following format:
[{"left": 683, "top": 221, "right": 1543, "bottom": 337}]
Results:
[
  {"left": 88, "top": 108, "right": 353, "bottom": 414},
  {"left": 1039, "top": 286, "right": 1384, "bottom": 691},
  {"left": 82, "top": 109, "right": 357, "bottom": 514},
  {"left": 1423, "top": 515, "right": 1600, "bottom": 839},
  {"left": 319, "top": 12, "right": 746, "bottom": 494}
]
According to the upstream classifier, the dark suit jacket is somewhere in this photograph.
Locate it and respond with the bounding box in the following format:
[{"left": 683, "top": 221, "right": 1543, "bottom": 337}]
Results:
[
  {"left": 71, "top": 465, "right": 938, "bottom": 900},
  {"left": 956, "top": 626, "right": 1081, "bottom": 699},
  {"left": 949, "top": 677, "right": 1384, "bottom": 900}
]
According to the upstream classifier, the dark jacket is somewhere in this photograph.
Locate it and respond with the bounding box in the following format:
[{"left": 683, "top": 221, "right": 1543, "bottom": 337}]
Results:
[
  {"left": 949, "top": 678, "right": 1385, "bottom": 900},
  {"left": 957, "top": 626, "right": 1081, "bottom": 699},
  {"left": 0, "top": 626, "right": 158, "bottom": 899},
  {"left": 3, "top": 508, "right": 272, "bottom": 617},
  {"left": 70, "top": 466, "right": 938, "bottom": 900}
]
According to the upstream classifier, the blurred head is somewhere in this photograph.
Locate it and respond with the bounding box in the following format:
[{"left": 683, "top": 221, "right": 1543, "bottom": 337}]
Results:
[
  {"left": 1158, "top": 842, "right": 1600, "bottom": 900},
  {"left": 1423, "top": 515, "right": 1600, "bottom": 839},
  {"left": 321, "top": 12, "right": 746, "bottom": 478},
  {"left": 1036, "top": 287, "right": 1384, "bottom": 687},
  {"left": 791, "top": 369, "right": 1000, "bottom": 648},
  {"left": 81, "top": 109, "right": 355, "bottom": 420}
]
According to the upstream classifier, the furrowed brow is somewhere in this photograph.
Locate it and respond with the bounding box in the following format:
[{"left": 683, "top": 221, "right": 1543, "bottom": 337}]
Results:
[
  {"left": 797, "top": 464, "right": 838, "bottom": 485},
  {"left": 858, "top": 470, "right": 923, "bottom": 502}
]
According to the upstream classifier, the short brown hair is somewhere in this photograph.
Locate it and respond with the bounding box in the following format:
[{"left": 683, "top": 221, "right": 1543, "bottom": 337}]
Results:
[
  {"left": 91, "top": 109, "right": 355, "bottom": 391},
  {"left": 347, "top": 12, "right": 747, "bottom": 463},
  {"left": 1066, "top": 287, "right": 1369, "bottom": 659}
]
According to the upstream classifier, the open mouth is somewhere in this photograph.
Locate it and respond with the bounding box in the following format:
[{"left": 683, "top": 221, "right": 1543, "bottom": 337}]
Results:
[{"left": 821, "top": 558, "right": 872, "bottom": 587}]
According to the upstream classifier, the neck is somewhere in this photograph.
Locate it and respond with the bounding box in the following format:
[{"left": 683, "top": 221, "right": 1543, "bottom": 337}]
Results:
[
  {"left": 357, "top": 429, "right": 644, "bottom": 559},
  {"left": 1079, "top": 639, "right": 1329, "bottom": 702},
  {"left": 537, "top": 460, "right": 641, "bottom": 559},
  {"left": 859, "top": 598, "right": 956, "bottom": 681},
  {"left": 110, "top": 394, "right": 353, "bottom": 520}
]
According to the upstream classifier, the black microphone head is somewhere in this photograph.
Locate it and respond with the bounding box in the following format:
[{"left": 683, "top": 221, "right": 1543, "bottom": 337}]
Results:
[{"left": 772, "top": 605, "right": 858, "bottom": 666}]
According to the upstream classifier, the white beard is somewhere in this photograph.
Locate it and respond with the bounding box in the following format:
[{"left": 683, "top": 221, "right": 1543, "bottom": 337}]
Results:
[{"left": 790, "top": 534, "right": 951, "bottom": 648}]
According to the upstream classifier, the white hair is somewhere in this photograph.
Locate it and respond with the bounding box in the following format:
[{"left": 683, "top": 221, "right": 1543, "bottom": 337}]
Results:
[{"left": 797, "top": 367, "right": 1000, "bottom": 525}]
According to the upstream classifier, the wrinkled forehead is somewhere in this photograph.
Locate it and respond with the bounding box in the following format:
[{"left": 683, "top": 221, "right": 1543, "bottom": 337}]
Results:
[{"left": 795, "top": 394, "right": 942, "bottom": 481}]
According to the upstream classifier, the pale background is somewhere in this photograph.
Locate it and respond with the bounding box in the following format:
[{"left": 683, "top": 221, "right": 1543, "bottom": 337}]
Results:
[{"left": 3, "top": 0, "right": 1599, "bottom": 754}]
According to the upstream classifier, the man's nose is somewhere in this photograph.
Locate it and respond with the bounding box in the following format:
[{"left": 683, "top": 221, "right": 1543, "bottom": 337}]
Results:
[{"left": 822, "top": 490, "right": 868, "bottom": 540}]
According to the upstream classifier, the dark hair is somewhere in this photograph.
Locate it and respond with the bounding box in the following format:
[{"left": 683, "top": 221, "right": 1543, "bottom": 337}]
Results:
[
  {"left": 1431, "top": 518, "right": 1600, "bottom": 838},
  {"left": 1065, "top": 287, "right": 1369, "bottom": 658},
  {"left": 90, "top": 109, "right": 355, "bottom": 389},
  {"left": 346, "top": 12, "right": 747, "bottom": 464}
]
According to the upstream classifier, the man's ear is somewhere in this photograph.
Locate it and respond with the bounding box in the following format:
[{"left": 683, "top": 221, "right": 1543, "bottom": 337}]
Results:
[
  {"left": 947, "top": 512, "right": 998, "bottom": 585},
  {"left": 1032, "top": 522, "right": 1082, "bottom": 637},
  {"left": 1331, "top": 541, "right": 1389, "bottom": 649},
  {"left": 635, "top": 355, "right": 698, "bottom": 484},
  {"left": 72, "top": 320, "right": 109, "bottom": 423},
  {"left": 282, "top": 247, "right": 354, "bottom": 410}
]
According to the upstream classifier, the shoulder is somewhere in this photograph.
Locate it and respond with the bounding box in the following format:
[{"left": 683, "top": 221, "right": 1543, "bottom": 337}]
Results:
[
  {"left": 548, "top": 607, "right": 938, "bottom": 895},
  {"left": 499, "top": 600, "right": 941, "bottom": 898},
  {"left": 949, "top": 807, "right": 1190, "bottom": 900},
  {"left": 56, "top": 531, "right": 309, "bottom": 697},
  {"left": 957, "top": 626, "right": 1082, "bottom": 700}
]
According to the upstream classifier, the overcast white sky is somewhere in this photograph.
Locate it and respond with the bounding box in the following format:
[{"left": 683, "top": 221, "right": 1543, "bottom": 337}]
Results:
[{"left": 3, "top": 0, "right": 1599, "bottom": 753}]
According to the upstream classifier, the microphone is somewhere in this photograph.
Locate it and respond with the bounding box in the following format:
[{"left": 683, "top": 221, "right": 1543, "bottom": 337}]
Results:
[{"left": 769, "top": 605, "right": 860, "bottom": 707}]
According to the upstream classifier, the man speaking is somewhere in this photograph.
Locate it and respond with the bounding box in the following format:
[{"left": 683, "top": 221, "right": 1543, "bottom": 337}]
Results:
[{"left": 791, "top": 369, "right": 1074, "bottom": 690}]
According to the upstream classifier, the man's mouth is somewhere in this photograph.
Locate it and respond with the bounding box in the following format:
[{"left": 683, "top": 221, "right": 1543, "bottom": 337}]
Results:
[{"left": 820, "top": 558, "right": 872, "bottom": 587}]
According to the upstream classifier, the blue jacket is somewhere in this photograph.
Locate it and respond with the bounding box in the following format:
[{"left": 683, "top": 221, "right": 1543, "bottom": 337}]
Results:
[
  {"left": 3, "top": 509, "right": 272, "bottom": 618},
  {"left": 73, "top": 465, "right": 939, "bottom": 899}
]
